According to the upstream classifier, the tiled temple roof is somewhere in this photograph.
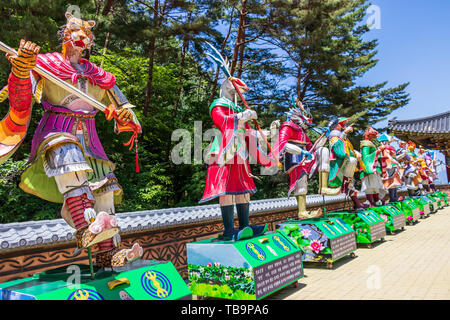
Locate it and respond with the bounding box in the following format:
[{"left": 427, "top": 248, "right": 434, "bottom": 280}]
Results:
[
  {"left": 388, "top": 111, "right": 450, "bottom": 155},
  {"left": 388, "top": 111, "right": 450, "bottom": 134}
]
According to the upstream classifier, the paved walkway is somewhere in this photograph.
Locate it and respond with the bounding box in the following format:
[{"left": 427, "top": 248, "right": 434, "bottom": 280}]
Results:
[{"left": 269, "top": 206, "right": 450, "bottom": 300}]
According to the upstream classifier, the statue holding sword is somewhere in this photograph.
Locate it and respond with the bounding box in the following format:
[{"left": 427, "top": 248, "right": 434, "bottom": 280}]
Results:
[{"left": 0, "top": 11, "right": 143, "bottom": 267}]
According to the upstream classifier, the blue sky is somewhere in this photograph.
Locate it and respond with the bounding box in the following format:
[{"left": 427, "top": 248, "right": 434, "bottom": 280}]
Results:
[
  {"left": 361, "top": 0, "right": 450, "bottom": 124},
  {"left": 360, "top": 0, "right": 449, "bottom": 183}
]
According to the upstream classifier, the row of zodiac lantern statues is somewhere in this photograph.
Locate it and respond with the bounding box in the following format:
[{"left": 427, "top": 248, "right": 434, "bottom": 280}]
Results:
[{"left": 0, "top": 11, "right": 439, "bottom": 268}]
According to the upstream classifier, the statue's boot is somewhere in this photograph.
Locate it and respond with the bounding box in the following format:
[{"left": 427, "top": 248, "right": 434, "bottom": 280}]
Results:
[
  {"left": 237, "top": 203, "right": 267, "bottom": 237},
  {"left": 95, "top": 235, "right": 143, "bottom": 268},
  {"left": 296, "top": 195, "right": 320, "bottom": 219},
  {"left": 351, "top": 195, "right": 368, "bottom": 211},
  {"left": 388, "top": 189, "right": 398, "bottom": 203},
  {"left": 219, "top": 205, "right": 253, "bottom": 241},
  {"left": 373, "top": 193, "right": 383, "bottom": 206},
  {"left": 394, "top": 188, "right": 399, "bottom": 202},
  {"left": 319, "top": 171, "right": 341, "bottom": 196},
  {"left": 366, "top": 193, "right": 376, "bottom": 207},
  {"left": 67, "top": 194, "right": 119, "bottom": 250},
  {"left": 342, "top": 177, "right": 350, "bottom": 195}
]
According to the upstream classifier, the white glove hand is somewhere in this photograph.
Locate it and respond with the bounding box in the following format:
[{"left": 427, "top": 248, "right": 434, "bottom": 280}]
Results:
[
  {"left": 303, "top": 150, "right": 314, "bottom": 162},
  {"left": 344, "top": 126, "right": 353, "bottom": 134},
  {"left": 269, "top": 120, "right": 280, "bottom": 138},
  {"left": 270, "top": 120, "right": 280, "bottom": 130},
  {"left": 237, "top": 109, "right": 257, "bottom": 123},
  {"left": 285, "top": 143, "right": 304, "bottom": 155},
  {"left": 257, "top": 130, "right": 271, "bottom": 143}
]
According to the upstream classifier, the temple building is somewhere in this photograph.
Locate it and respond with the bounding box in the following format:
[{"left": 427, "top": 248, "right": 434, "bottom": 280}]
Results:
[{"left": 388, "top": 110, "right": 450, "bottom": 183}]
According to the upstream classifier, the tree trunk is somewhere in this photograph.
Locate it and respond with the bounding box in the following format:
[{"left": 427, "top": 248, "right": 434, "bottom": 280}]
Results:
[
  {"left": 173, "top": 11, "right": 192, "bottom": 116},
  {"left": 296, "top": 64, "right": 302, "bottom": 99},
  {"left": 143, "top": 0, "right": 160, "bottom": 116},
  {"left": 236, "top": 13, "right": 247, "bottom": 78},
  {"left": 102, "top": 0, "right": 117, "bottom": 16},
  {"left": 209, "top": 6, "right": 235, "bottom": 104},
  {"left": 165, "top": 11, "right": 192, "bottom": 163},
  {"left": 229, "top": 0, "right": 247, "bottom": 77},
  {"left": 100, "top": 32, "right": 110, "bottom": 69}
]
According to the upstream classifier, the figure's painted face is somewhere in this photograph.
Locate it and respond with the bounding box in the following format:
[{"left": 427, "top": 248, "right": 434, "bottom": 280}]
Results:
[
  {"left": 295, "top": 106, "right": 313, "bottom": 127},
  {"left": 220, "top": 77, "right": 249, "bottom": 101},
  {"left": 231, "top": 77, "right": 249, "bottom": 93},
  {"left": 364, "top": 127, "right": 379, "bottom": 140},
  {"left": 407, "top": 141, "right": 416, "bottom": 152},
  {"left": 418, "top": 147, "right": 426, "bottom": 155},
  {"left": 62, "top": 12, "right": 95, "bottom": 54},
  {"left": 302, "top": 106, "right": 313, "bottom": 124},
  {"left": 286, "top": 101, "right": 313, "bottom": 128}
]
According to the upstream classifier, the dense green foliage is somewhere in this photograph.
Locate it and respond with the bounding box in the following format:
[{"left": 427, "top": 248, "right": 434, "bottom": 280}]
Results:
[{"left": 0, "top": 0, "right": 409, "bottom": 223}]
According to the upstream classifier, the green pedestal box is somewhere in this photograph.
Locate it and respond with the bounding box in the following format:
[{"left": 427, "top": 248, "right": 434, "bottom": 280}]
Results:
[
  {"left": 186, "top": 231, "right": 303, "bottom": 300},
  {"left": 0, "top": 260, "right": 191, "bottom": 300},
  {"left": 370, "top": 204, "right": 406, "bottom": 233},
  {"left": 417, "top": 195, "right": 436, "bottom": 213},
  {"left": 327, "top": 210, "right": 386, "bottom": 247},
  {"left": 277, "top": 217, "right": 357, "bottom": 269},
  {"left": 395, "top": 199, "right": 420, "bottom": 225},
  {"left": 428, "top": 192, "right": 447, "bottom": 208},
  {"left": 409, "top": 197, "right": 431, "bottom": 218},
  {"left": 427, "top": 194, "right": 442, "bottom": 209},
  {"left": 423, "top": 194, "right": 438, "bottom": 212},
  {"left": 433, "top": 192, "right": 448, "bottom": 206},
  {"left": 428, "top": 193, "right": 444, "bottom": 208}
]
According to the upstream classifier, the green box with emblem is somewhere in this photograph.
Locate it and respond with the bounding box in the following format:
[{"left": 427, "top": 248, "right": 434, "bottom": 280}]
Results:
[
  {"left": 369, "top": 204, "right": 406, "bottom": 233},
  {"left": 433, "top": 191, "right": 448, "bottom": 206},
  {"left": 423, "top": 194, "right": 438, "bottom": 212},
  {"left": 417, "top": 195, "right": 437, "bottom": 213},
  {"left": 186, "top": 231, "right": 303, "bottom": 300},
  {"left": 277, "top": 217, "right": 357, "bottom": 269},
  {"left": 0, "top": 260, "right": 191, "bottom": 300},
  {"left": 427, "top": 192, "right": 447, "bottom": 208},
  {"left": 409, "top": 196, "right": 431, "bottom": 217},
  {"left": 326, "top": 210, "right": 386, "bottom": 247},
  {"left": 426, "top": 193, "right": 443, "bottom": 209},
  {"left": 395, "top": 199, "right": 420, "bottom": 225}
]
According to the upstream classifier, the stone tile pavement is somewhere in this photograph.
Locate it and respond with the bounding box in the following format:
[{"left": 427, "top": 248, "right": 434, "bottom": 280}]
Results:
[{"left": 269, "top": 207, "right": 450, "bottom": 300}]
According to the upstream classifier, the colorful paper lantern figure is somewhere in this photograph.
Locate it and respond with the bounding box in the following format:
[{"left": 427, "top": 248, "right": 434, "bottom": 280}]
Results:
[
  {"left": 0, "top": 11, "right": 143, "bottom": 267},
  {"left": 327, "top": 117, "right": 368, "bottom": 210},
  {"left": 199, "top": 42, "right": 278, "bottom": 240}
]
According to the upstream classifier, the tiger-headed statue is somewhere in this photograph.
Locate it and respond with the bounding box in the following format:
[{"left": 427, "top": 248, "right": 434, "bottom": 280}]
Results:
[{"left": 0, "top": 10, "right": 143, "bottom": 267}]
